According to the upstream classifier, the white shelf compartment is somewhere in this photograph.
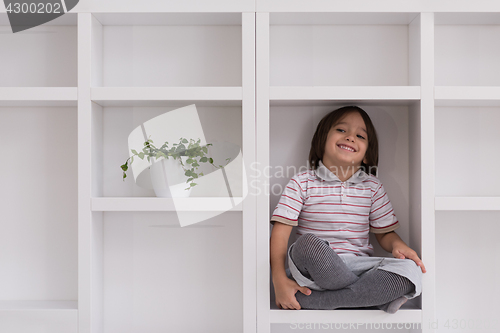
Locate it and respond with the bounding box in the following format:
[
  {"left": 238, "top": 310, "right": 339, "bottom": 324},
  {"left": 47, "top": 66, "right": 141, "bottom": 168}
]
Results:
[
  {"left": 269, "top": 12, "right": 422, "bottom": 87},
  {"left": 90, "top": 100, "right": 244, "bottom": 198},
  {"left": 267, "top": 99, "right": 424, "bottom": 315},
  {"left": 435, "top": 104, "right": 500, "bottom": 197},
  {"left": 90, "top": 13, "right": 243, "bottom": 87},
  {"left": 0, "top": 13, "right": 77, "bottom": 87},
  {"left": 92, "top": 196, "right": 244, "bottom": 211},
  {"left": 435, "top": 211, "right": 500, "bottom": 327},
  {"left": 91, "top": 211, "right": 243, "bottom": 332},
  {"left": 0, "top": 105, "right": 78, "bottom": 326},
  {"left": 435, "top": 13, "right": 500, "bottom": 86}
]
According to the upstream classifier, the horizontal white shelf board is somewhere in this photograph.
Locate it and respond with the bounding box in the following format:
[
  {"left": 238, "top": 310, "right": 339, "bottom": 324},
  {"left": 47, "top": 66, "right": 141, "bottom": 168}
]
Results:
[
  {"left": 91, "top": 87, "right": 242, "bottom": 107},
  {"left": 270, "top": 309, "right": 422, "bottom": 324},
  {"left": 92, "top": 197, "right": 244, "bottom": 211},
  {"left": 92, "top": 12, "right": 242, "bottom": 26},
  {"left": 0, "top": 301, "right": 77, "bottom": 311},
  {"left": 270, "top": 99, "right": 420, "bottom": 107},
  {"left": 270, "top": 12, "right": 420, "bottom": 25},
  {"left": 435, "top": 197, "right": 500, "bottom": 211},
  {"left": 77, "top": 1, "right": 254, "bottom": 14},
  {"left": 435, "top": 12, "right": 500, "bottom": 25},
  {"left": 258, "top": 1, "right": 500, "bottom": 13},
  {"left": 0, "top": 12, "right": 76, "bottom": 25},
  {"left": 270, "top": 86, "right": 420, "bottom": 104},
  {"left": 435, "top": 86, "right": 500, "bottom": 106},
  {"left": 0, "top": 88, "right": 77, "bottom": 106}
]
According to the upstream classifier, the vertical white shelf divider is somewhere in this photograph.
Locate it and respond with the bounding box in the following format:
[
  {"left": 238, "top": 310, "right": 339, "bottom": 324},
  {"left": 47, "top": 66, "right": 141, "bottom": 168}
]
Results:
[
  {"left": 242, "top": 12, "right": 257, "bottom": 333},
  {"left": 420, "top": 12, "right": 436, "bottom": 333},
  {"left": 256, "top": 11, "right": 271, "bottom": 333},
  {"left": 78, "top": 12, "right": 93, "bottom": 333}
]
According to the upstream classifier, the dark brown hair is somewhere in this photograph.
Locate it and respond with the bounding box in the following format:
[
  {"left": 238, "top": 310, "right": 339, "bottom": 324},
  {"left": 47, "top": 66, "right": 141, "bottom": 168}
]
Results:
[{"left": 308, "top": 105, "right": 379, "bottom": 176}]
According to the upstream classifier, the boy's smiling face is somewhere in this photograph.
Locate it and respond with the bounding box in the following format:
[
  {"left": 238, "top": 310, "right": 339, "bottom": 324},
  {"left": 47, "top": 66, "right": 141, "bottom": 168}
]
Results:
[{"left": 323, "top": 112, "right": 369, "bottom": 172}]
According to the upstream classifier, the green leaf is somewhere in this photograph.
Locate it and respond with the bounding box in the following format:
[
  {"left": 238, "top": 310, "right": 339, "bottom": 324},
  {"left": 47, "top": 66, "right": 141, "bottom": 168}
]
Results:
[
  {"left": 131, "top": 149, "right": 138, "bottom": 155},
  {"left": 187, "top": 177, "right": 194, "bottom": 182},
  {"left": 202, "top": 147, "right": 208, "bottom": 153},
  {"left": 190, "top": 183, "right": 197, "bottom": 187},
  {"left": 120, "top": 163, "right": 128, "bottom": 171},
  {"left": 182, "top": 138, "right": 188, "bottom": 143},
  {"left": 209, "top": 158, "right": 214, "bottom": 164},
  {"left": 138, "top": 152, "right": 145, "bottom": 159},
  {"left": 199, "top": 157, "right": 207, "bottom": 163}
]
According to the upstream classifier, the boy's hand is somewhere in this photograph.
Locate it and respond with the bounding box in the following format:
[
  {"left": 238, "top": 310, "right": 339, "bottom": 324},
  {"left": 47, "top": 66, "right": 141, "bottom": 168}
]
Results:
[
  {"left": 274, "top": 276, "right": 311, "bottom": 310},
  {"left": 392, "top": 244, "right": 427, "bottom": 273}
]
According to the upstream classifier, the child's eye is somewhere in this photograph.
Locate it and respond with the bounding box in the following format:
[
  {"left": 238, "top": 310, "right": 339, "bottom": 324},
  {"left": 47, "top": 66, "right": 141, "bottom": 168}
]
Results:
[
  {"left": 336, "top": 128, "right": 345, "bottom": 133},
  {"left": 357, "top": 134, "right": 366, "bottom": 140}
]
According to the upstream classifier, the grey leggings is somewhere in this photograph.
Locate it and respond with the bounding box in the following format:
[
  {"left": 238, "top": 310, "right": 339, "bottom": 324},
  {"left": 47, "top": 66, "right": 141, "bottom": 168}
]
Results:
[{"left": 290, "top": 233, "right": 415, "bottom": 311}]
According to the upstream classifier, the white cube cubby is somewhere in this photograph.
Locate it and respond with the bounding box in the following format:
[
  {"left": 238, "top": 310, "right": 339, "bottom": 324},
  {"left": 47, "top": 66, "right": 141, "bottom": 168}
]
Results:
[
  {"left": 265, "top": 101, "right": 424, "bottom": 323},
  {"left": 0, "top": 13, "right": 77, "bottom": 88},
  {"left": 0, "top": 104, "right": 78, "bottom": 332},
  {"left": 435, "top": 105, "right": 500, "bottom": 197},
  {"left": 96, "top": 211, "right": 243, "bottom": 332},
  {"left": 90, "top": 101, "right": 243, "bottom": 198},
  {"left": 269, "top": 13, "right": 421, "bottom": 87},
  {"left": 435, "top": 13, "right": 500, "bottom": 87},
  {"left": 90, "top": 13, "right": 242, "bottom": 88},
  {"left": 435, "top": 211, "right": 500, "bottom": 329}
]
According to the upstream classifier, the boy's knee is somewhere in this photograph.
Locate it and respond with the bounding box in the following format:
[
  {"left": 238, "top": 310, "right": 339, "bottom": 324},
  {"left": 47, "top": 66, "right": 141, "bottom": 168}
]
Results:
[
  {"left": 295, "top": 233, "right": 326, "bottom": 250},
  {"left": 293, "top": 233, "right": 330, "bottom": 258},
  {"left": 297, "top": 233, "right": 318, "bottom": 243}
]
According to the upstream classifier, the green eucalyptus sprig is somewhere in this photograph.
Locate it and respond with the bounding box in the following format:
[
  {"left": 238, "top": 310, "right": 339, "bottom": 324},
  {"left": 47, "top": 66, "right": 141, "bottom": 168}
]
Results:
[{"left": 121, "top": 136, "right": 231, "bottom": 191}]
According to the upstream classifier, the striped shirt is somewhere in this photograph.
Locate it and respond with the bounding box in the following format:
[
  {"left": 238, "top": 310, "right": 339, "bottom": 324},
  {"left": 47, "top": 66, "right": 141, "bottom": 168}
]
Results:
[{"left": 270, "top": 160, "right": 400, "bottom": 257}]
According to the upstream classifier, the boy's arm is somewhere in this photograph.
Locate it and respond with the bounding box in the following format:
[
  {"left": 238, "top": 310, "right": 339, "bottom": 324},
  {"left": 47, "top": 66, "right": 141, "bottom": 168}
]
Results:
[
  {"left": 375, "top": 231, "right": 427, "bottom": 273},
  {"left": 270, "top": 222, "right": 294, "bottom": 282},
  {"left": 270, "top": 221, "right": 311, "bottom": 309}
]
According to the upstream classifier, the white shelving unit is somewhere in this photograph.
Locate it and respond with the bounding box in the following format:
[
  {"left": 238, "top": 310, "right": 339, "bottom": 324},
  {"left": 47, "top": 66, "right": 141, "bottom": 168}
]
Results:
[{"left": 2, "top": 2, "right": 500, "bottom": 333}]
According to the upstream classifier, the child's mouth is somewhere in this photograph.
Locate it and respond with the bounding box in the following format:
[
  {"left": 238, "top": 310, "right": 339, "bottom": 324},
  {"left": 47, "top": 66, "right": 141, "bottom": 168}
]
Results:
[{"left": 338, "top": 144, "right": 356, "bottom": 152}]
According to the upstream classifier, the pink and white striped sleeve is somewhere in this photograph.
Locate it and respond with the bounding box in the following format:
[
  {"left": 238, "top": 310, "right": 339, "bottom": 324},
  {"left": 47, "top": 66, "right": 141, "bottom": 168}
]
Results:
[
  {"left": 270, "top": 174, "right": 305, "bottom": 227},
  {"left": 369, "top": 182, "right": 401, "bottom": 234}
]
